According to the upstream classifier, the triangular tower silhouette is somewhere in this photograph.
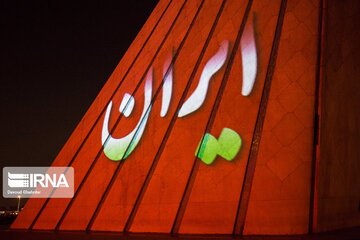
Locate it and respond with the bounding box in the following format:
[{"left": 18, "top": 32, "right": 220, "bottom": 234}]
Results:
[{"left": 11, "top": 0, "right": 360, "bottom": 236}]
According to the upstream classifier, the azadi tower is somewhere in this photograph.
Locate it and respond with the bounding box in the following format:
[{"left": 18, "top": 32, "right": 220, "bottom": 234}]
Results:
[{"left": 12, "top": 0, "right": 360, "bottom": 236}]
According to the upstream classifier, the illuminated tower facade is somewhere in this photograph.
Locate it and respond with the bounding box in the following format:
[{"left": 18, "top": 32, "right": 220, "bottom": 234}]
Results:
[{"left": 12, "top": 0, "right": 360, "bottom": 235}]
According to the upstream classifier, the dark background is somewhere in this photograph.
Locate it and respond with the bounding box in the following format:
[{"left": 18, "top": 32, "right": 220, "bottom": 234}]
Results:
[{"left": 0, "top": 0, "right": 158, "bottom": 208}]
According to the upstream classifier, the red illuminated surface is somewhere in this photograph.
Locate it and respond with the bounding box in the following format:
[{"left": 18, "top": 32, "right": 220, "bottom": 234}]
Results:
[{"left": 13, "top": 0, "right": 358, "bottom": 236}]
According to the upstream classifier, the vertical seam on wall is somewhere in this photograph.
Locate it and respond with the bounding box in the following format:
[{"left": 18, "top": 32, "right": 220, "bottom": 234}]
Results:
[
  {"left": 171, "top": 0, "right": 254, "bottom": 234},
  {"left": 309, "top": 0, "right": 326, "bottom": 234},
  {"left": 27, "top": 0, "right": 173, "bottom": 230},
  {"left": 53, "top": 0, "right": 190, "bottom": 231},
  {"left": 233, "top": 0, "right": 287, "bottom": 235},
  {"left": 123, "top": 0, "right": 228, "bottom": 233},
  {"left": 86, "top": 0, "right": 206, "bottom": 231}
]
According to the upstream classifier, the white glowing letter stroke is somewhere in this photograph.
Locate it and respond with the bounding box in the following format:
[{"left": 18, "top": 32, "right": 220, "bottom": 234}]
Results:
[
  {"left": 240, "top": 19, "right": 257, "bottom": 96},
  {"left": 178, "top": 40, "right": 229, "bottom": 117},
  {"left": 160, "top": 54, "right": 173, "bottom": 117},
  {"left": 119, "top": 93, "right": 135, "bottom": 117},
  {"left": 102, "top": 68, "right": 153, "bottom": 161}
]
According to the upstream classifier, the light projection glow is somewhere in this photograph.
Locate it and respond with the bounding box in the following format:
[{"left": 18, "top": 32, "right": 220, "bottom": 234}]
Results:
[
  {"left": 119, "top": 93, "right": 135, "bottom": 117},
  {"left": 240, "top": 18, "right": 257, "bottom": 96},
  {"left": 160, "top": 54, "right": 173, "bottom": 117},
  {"left": 102, "top": 68, "right": 153, "bottom": 161},
  {"left": 178, "top": 40, "right": 229, "bottom": 117},
  {"left": 101, "top": 36, "right": 257, "bottom": 162},
  {"left": 195, "top": 128, "right": 242, "bottom": 165}
]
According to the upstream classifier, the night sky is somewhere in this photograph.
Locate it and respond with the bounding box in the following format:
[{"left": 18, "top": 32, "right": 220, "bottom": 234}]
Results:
[{"left": 0, "top": 0, "right": 158, "bottom": 208}]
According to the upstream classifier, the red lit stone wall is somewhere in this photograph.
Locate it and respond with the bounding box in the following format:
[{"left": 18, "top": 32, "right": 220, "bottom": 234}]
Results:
[
  {"left": 243, "top": 0, "right": 320, "bottom": 235},
  {"left": 10, "top": 0, "right": 346, "bottom": 235}
]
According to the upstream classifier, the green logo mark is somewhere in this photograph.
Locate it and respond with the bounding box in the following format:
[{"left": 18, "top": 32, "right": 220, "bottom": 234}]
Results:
[{"left": 195, "top": 128, "right": 242, "bottom": 165}]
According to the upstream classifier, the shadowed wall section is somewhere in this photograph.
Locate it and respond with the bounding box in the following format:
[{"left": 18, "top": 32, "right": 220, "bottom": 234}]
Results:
[{"left": 317, "top": 0, "right": 360, "bottom": 232}]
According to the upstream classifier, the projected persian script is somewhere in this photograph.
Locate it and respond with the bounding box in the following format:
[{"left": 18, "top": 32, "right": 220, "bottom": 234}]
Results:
[{"left": 102, "top": 24, "right": 257, "bottom": 164}]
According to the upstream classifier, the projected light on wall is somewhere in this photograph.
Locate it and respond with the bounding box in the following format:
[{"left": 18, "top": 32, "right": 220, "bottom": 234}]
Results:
[
  {"left": 160, "top": 54, "right": 173, "bottom": 117},
  {"left": 241, "top": 17, "right": 257, "bottom": 96},
  {"left": 102, "top": 68, "right": 153, "bottom": 161},
  {"left": 102, "top": 25, "right": 257, "bottom": 163},
  {"left": 13, "top": 0, "right": 324, "bottom": 234},
  {"left": 196, "top": 128, "right": 242, "bottom": 165},
  {"left": 178, "top": 40, "right": 229, "bottom": 117}
]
